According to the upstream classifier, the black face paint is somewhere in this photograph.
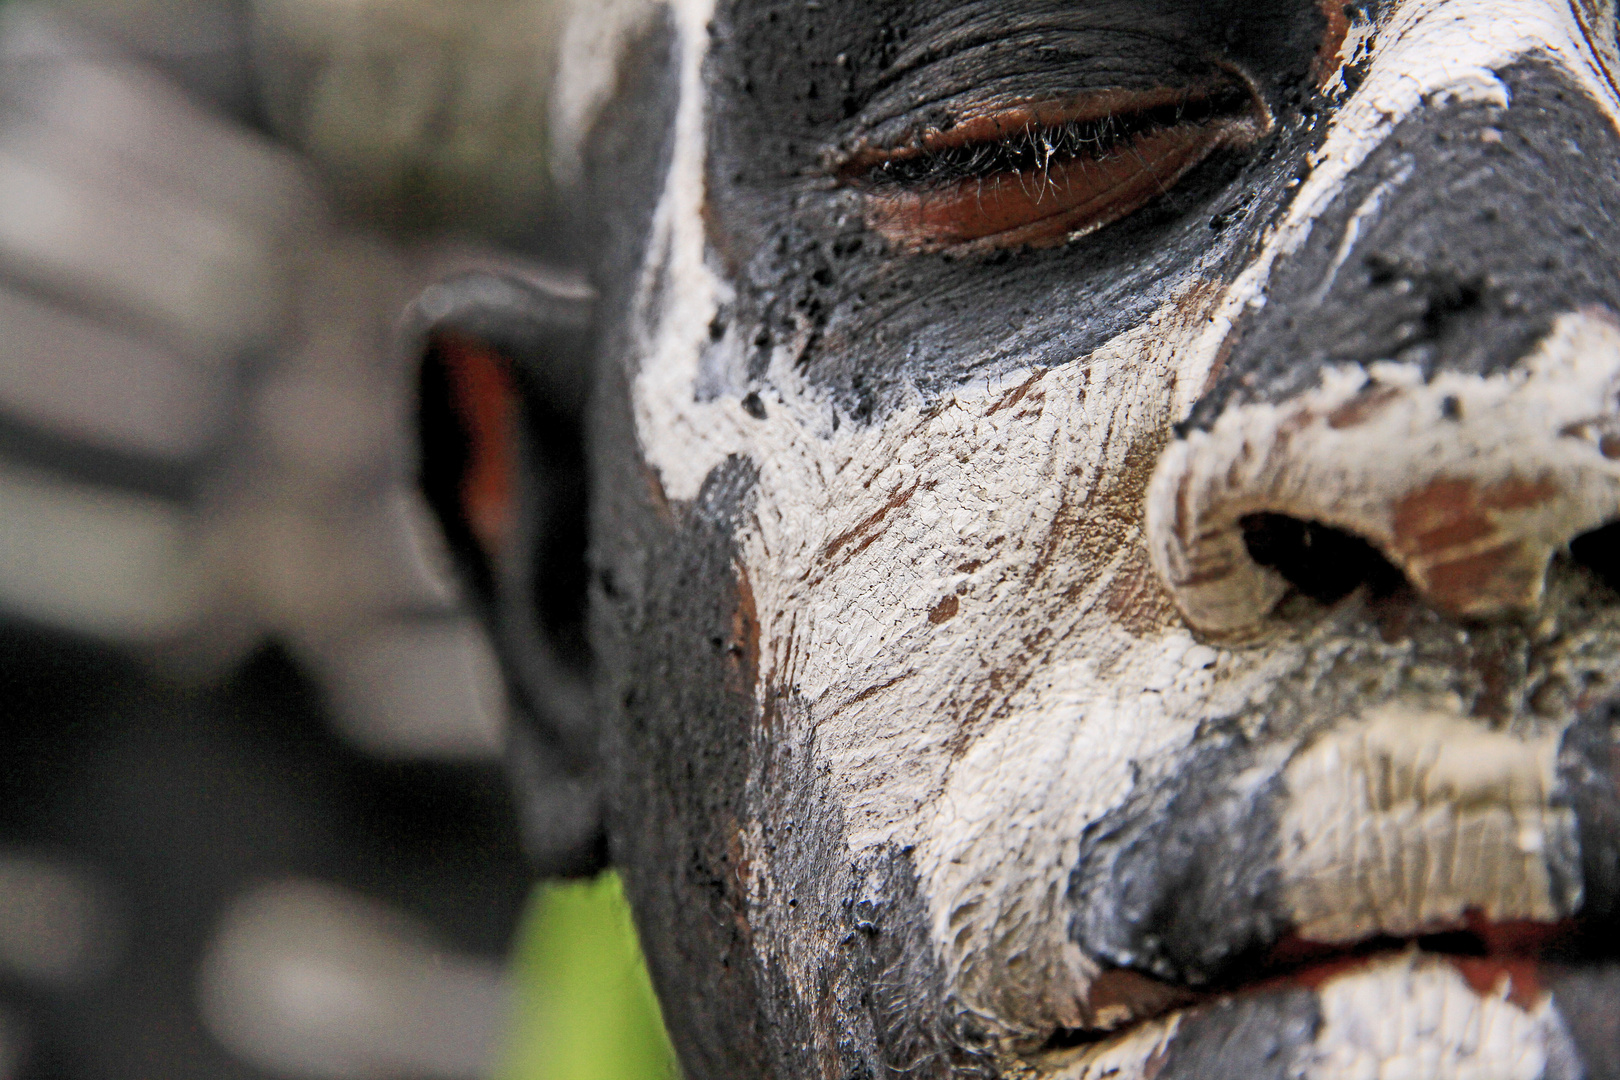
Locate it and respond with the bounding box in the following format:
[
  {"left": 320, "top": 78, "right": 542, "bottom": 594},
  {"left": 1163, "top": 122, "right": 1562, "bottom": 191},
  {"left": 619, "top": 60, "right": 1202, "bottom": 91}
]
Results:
[
  {"left": 581, "top": 18, "right": 798, "bottom": 1078},
  {"left": 1555, "top": 699, "right": 1620, "bottom": 923},
  {"left": 1068, "top": 728, "right": 1285, "bottom": 991},
  {"left": 1151, "top": 988, "right": 1321, "bottom": 1080},
  {"left": 1547, "top": 963, "right": 1620, "bottom": 1078},
  {"left": 703, "top": 0, "right": 1337, "bottom": 424}
]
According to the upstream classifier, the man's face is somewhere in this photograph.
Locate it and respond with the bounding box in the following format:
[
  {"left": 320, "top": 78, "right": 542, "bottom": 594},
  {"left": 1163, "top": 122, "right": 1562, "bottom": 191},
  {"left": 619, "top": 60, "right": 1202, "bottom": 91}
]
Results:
[{"left": 576, "top": 0, "right": 1620, "bottom": 1075}]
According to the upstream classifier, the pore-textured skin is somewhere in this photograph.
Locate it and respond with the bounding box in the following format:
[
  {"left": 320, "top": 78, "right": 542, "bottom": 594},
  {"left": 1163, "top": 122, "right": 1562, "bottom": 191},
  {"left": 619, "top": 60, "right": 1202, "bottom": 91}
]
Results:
[{"left": 537, "top": 0, "right": 1620, "bottom": 1076}]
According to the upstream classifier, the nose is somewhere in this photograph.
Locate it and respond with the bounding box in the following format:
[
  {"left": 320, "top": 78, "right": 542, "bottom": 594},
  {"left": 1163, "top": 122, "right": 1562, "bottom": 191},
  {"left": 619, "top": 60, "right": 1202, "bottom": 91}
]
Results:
[
  {"left": 1147, "top": 56, "right": 1620, "bottom": 638},
  {"left": 1149, "top": 309, "right": 1620, "bottom": 637}
]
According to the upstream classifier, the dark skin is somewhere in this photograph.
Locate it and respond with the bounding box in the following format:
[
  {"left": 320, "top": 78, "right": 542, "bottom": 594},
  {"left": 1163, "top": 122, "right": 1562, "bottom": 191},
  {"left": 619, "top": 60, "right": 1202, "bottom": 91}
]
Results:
[{"left": 419, "top": 2, "right": 1620, "bottom": 1076}]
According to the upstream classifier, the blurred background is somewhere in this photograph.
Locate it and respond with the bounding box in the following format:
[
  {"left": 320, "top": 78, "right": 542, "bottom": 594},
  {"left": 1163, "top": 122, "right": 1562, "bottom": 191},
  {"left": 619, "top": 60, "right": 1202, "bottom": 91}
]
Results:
[{"left": 0, "top": 0, "right": 671, "bottom": 1075}]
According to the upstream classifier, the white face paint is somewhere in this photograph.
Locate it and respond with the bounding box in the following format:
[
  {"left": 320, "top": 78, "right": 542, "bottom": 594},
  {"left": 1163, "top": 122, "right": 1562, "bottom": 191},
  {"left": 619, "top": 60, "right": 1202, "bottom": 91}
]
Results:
[
  {"left": 1278, "top": 704, "right": 1579, "bottom": 943},
  {"left": 591, "top": 0, "right": 1620, "bottom": 1068}
]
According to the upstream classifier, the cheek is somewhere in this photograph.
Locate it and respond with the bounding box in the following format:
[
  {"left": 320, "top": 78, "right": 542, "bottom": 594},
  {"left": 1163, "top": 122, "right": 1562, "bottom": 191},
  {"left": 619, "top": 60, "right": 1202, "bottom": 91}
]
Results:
[
  {"left": 709, "top": 286, "right": 1299, "bottom": 1031},
  {"left": 734, "top": 293, "right": 1220, "bottom": 830}
]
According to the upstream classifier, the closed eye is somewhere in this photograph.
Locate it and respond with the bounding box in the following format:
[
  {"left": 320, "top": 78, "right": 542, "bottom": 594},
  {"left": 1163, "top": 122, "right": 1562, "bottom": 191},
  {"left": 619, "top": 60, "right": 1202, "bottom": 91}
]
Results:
[{"left": 837, "top": 76, "right": 1269, "bottom": 253}]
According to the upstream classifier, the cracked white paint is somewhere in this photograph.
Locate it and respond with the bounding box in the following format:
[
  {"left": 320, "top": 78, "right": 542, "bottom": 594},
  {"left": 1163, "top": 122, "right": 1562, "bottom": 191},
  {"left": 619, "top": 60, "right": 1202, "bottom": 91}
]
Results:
[
  {"left": 1174, "top": 0, "right": 1619, "bottom": 418},
  {"left": 1279, "top": 704, "right": 1580, "bottom": 943},
  {"left": 1306, "top": 953, "right": 1578, "bottom": 1080},
  {"left": 595, "top": 0, "right": 1620, "bottom": 1061}
]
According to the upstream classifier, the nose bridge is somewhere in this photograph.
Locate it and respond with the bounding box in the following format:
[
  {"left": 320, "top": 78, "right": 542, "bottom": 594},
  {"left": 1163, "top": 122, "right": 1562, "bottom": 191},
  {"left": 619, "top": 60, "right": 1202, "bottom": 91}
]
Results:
[
  {"left": 1193, "top": 51, "right": 1620, "bottom": 426},
  {"left": 1149, "top": 45, "right": 1620, "bottom": 637}
]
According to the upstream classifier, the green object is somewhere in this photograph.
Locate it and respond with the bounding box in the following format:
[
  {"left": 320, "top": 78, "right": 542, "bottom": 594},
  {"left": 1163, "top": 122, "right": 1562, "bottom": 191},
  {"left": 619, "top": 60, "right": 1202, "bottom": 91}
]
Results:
[{"left": 501, "top": 872, "right": 679, "bottom": 1080}]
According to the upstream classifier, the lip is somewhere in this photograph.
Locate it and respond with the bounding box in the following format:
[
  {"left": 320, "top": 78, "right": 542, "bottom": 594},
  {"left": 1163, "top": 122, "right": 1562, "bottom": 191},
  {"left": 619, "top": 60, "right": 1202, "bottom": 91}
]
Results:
[
  {"left": 1060, "top": 689, "right": 1620, "bottom": 1017},
  {"left": 1035, "top": 947, "right": 1620, "bottom": 1080},
  {"left": 1051, "top": 910, "right": 1595, "bottom": 1045}
]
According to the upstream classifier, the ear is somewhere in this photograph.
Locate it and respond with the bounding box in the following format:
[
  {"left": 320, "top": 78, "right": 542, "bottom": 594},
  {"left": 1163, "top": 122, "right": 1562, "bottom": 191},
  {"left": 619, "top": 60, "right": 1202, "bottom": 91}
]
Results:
[{"left": 406, "top": 267, "right": 605, "bottom": 876}]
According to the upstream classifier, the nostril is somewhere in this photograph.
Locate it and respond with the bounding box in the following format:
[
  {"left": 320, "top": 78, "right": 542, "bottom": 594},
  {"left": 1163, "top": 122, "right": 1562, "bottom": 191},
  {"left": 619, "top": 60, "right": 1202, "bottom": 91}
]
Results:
[
  {"left": 1570, "top": 520, "right": 1620, "bottom": 593},
  {"left": 1240, "top": 513, "right": 1407, "bottom": 606}
]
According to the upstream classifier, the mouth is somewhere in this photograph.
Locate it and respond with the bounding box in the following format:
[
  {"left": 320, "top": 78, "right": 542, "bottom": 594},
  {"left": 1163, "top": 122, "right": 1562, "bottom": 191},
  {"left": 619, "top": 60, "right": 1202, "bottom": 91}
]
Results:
[
  {"left": 1048, "top": 910, "right": 1598, "bottom": 1048},
  {"left": 1035, "top": 938, "right": 1620, "bottom": 1080},
  {"left": 1032, "top": 663, "right": 1620, "bottom": 1074}
]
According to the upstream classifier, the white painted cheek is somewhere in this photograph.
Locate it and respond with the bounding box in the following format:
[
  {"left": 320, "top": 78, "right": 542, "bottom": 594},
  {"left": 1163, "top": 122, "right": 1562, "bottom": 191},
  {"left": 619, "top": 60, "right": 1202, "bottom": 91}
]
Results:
[
  {"left": 1173, "top": 0, "right": 1620, "bottom": 418},
  {"left": 1304, "top": 953, "right": 1578, "bottom": 1080},
  {"left": 718, "top": 296, "right": 1294, "bottom": 1035},
  {"left": 919, "top": 623, "right": 1306, "bottom": 1033},
  {"left": 743, "top": 365, "right": 1090, "bottom": 850},
  {"left": 919, "top": 653, "right": 1201, "bottom": 1030}
]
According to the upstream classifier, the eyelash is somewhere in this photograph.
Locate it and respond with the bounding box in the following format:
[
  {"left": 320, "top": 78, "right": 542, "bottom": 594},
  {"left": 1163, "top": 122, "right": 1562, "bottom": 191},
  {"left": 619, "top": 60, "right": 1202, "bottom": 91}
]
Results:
[
  {"left": 835, "top": 77, "right": 1268, "bottom": 253},
  {"left": 854, "top": 86, "right": 1254, "bottom": 194}
]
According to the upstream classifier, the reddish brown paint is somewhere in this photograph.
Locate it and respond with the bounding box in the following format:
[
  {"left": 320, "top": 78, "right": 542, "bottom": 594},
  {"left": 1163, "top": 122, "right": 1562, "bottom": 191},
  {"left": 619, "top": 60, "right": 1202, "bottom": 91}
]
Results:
[
  {"left": 928, "top": 595, "right": 960, "bottom": 625},
  {"left": 1391, "top": 477, "right": 1559, "bottom": 549},
  {"left": 729, "top": 561, "right": 761, "bottom": 699},
  {"left": 436, "top": 332, "right": 520, "bottom": 559},
  {"left": 1424, "top": 542, "right": 1537, "bottom": 614},
  {"left": 1103, "top": 551, "right": 1181, "bottom": 637},
  {"left": 820, "top": 481, "right": 922, "bottom": 563},
  {"left": 1313, "top": 0, "right": 1353, "bottom": 89},
  {"left": 1078, "top": 967, "right": 1203, "bottom": 1032},
  {"left": 1450, "top": 956, "right": 1548, "bottom": 1009},
  {"left": 1390, "top": 475, "right": 1562, "bottom": 612},
  {"left": 865, "top": 123, "right": 1244, "bottom": 253},
  {"left": 1325, "top": 384, "right": 1404, "bottom": 429},
  {"left": 986, "top": 369, "right": 1048, "bottom": 416}
]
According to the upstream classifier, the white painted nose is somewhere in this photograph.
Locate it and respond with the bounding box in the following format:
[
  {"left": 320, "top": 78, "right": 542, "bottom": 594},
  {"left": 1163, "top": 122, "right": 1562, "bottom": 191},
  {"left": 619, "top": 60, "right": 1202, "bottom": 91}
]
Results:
[{"left": 1148, "top": 309, "right": 1620, "bottom": 638}]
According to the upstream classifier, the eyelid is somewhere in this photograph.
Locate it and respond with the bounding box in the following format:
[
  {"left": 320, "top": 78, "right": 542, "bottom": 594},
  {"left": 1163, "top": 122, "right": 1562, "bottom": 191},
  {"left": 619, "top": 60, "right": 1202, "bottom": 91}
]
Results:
[
  {"left": 834, "top": 76, "right": 1270, "bottom": 254},
  {"left": 835, "top": 82, "right": 1238, "bottom": 177}
]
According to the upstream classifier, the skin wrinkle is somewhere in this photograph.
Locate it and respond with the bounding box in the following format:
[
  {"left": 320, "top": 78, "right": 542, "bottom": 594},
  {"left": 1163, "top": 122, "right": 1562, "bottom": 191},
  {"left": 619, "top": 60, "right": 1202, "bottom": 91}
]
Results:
[{"left": 554, "top": 0, "right": 1620, "bottom": 1075}]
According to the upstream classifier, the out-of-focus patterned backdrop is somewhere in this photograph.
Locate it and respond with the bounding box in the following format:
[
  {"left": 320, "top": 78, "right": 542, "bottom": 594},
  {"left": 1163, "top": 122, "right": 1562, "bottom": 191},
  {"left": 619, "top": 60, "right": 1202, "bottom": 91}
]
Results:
[{"left": 0, "top": 1, "right": 634, "bottom": 1075}]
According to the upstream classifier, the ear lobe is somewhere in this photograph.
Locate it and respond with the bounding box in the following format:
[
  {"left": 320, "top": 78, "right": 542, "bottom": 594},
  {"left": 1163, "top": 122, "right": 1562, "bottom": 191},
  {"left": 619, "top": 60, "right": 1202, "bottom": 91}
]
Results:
[{"left": 406, "top": 268, "right": 605, "bottom": 876}]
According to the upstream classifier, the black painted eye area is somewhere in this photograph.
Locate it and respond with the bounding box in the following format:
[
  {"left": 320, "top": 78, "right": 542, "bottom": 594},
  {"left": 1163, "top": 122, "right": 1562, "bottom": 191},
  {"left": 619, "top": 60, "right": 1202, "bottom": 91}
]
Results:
[
  {"left": 701, "top": 0, "right": 1348, "bottom": 417},
  {"left": 836, "top": 77, "right": 1269, "bottom": 252}
]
